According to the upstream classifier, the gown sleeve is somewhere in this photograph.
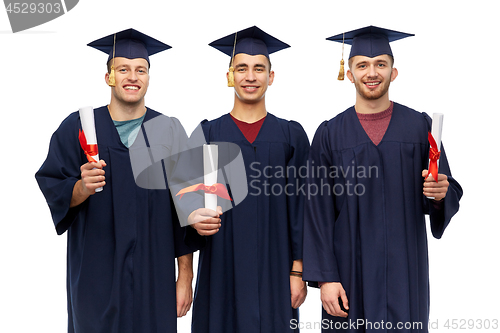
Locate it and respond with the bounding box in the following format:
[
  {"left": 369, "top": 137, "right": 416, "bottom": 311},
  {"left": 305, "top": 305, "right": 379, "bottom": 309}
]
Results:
[
  {"left": 421, "top": 113, "right": 463, "bottom": 238},
  {"left": 303, "top": 121, "right": 342, "bottom": 283},
  {"left": 286, "top": 121, "right": 310, "bottom": 261},
  {"left": 35, "top": 113, "right": 83, "bottom": 235},
  {"left": 425, "top": 142, "right": 463, "bottom": 239},
  {"left": 165, "top": 117, "right": 206, "bottom": 257},
  {"left": 169, "top": 120, "right": 210, "bottom": 252}
]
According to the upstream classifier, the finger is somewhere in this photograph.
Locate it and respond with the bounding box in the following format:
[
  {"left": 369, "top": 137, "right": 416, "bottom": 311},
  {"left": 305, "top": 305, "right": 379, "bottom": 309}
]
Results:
[
  {"left": 83, "top": 174, "right": 106, "bottom": 187},
  {"left": 199, "top": 216, "right": 222, "bottom": 224},
  {"left": 424, "top": 173, "right": 435, "bottom": 182},
  {"left": 198, "top": 208, "right": 218, "bottom": 217},
  {"left": 178, "top": 303, "right": 189, "bottom": 317},
  {"left": 87, "top": 161, "right": 105, "bottom": 170},
  {"left": 216, "top": 206, "right": 223, "bottom": 216},
  {"left": 195, "top": 222, "right": 221, "bottom": 230},
  {"left": 340, "top": 292, "right": 349, "bottom": 311},
  {"left": 291, "top": 295, "right": 298, "bottom": 309},
  {"left": 86, "top": 181, "right": 106, "bottom": 191},
  {"left": 82, "top": 168, "right": 106, "bottom": 179},
  {"left": 193, "top": 214, "right": 221, "bottom": 224},
  {"left": 295, "top": 293, "right": 306, "bottom": 309},
  {"left": 437, "top": 173, "right": 448, "bottom": 181},
  {"left": 422, "top": 169, "right": 428, "bottom": 178},
  {"left": 424, "top": 177, "right": 448, "bottom": 186},
  {"left": 197, "top": 228, "right": 220, "bottom": 236},
  {"left": 332, "top": 299, "right": 347, "bottom": 317},
  {"left": 194, "top": 217, "right": 221, "bottom": 227},
  {"left": 322, "top": 300, "right": 336, "bottom": 317}
]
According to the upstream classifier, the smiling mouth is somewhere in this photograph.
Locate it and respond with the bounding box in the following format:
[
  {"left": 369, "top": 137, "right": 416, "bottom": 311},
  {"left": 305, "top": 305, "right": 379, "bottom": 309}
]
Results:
[
  {"left": 364, "top": 82, "right": 380, "bottom": 87},
  {"left": 124, "top": 86, "right": 140, "bottom": 90}
]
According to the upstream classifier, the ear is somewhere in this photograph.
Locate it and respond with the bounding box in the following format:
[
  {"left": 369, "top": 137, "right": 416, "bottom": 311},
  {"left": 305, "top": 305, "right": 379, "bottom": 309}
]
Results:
[
  {"left": 346, "top": 69, "right": 355, "bottom": 83},
  {"left": 105, "top": 72, "right": 110, "bottom": 85},
  {"left": 268, "top": 70, "right": 275, "bottom": 86},
  {"left": 390, "top": 67, "right": 398, "bottom": 82}
]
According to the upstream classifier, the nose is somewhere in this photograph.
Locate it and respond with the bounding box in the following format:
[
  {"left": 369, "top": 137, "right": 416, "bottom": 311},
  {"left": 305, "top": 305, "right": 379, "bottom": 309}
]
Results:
[
  {"left": 368, "top": 64, "right": 378, "bottom": 78},
  {"left": 128, "top": 70, "right": 138, "bottom": 81},
  {"left": 245, "top": 70, "right": 256, "bottom": 82}
]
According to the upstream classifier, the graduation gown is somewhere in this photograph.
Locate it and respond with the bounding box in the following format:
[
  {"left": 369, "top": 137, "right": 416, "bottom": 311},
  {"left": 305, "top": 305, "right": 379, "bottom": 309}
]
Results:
[
  {"left": 303, "top": 103, "right": 462, "bottom": 332},
  {"left": 191, "top": 113, "right": 310, "bottom": 333},
  {"left": 35, "top": 106, "right": 192, "bottom": 333}
]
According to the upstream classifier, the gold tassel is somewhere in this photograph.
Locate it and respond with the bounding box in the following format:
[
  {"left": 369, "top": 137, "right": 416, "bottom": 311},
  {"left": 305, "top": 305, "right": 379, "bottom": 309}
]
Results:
[
  {"left": 227, "top": 66, "right": 235, "bottom": 87},
  {"left": 108, "top": 65, "right": 116, "bottom": 87},
  {"left": 338, "top": 32, "right": 345, "bottom": 81},
  {"left": 338, "top": 59, "right": 344, "bottom": 81}
]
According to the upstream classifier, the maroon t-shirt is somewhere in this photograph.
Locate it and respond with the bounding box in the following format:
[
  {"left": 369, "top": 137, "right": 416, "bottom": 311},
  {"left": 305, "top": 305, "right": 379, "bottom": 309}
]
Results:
[
  {"left": 356, "top": 101, "right": 393, "bottom": 146},
  {"left": 230, "top": 113, "right": 266, "bottom": 144}
]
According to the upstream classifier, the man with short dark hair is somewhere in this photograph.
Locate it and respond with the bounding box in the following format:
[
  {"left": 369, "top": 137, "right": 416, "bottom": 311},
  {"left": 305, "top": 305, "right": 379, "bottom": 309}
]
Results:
[
  {"left": 190, "top": 26, "right": 310, "bottom": 333},
  {"left": 303, "top": 26, "right": 463, "bottom": 332}
]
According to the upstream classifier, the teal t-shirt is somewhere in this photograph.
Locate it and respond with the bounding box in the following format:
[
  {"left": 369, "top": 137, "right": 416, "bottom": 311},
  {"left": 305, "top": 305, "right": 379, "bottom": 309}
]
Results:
[{"left": 113, "top": 113, "right": 146, "bottom": 148}]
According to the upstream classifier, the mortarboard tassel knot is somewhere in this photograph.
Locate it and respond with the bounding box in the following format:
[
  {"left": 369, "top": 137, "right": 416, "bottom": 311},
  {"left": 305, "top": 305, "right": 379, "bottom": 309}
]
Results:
[
  {"left": 108, "top": 65, "right": 116, "bottom": 87},
  {"left": 338, "top": 59, "right": 345, "bottom": 81},
  {"left": 228, "top": 66, "right": 235, "bottom": 87}
]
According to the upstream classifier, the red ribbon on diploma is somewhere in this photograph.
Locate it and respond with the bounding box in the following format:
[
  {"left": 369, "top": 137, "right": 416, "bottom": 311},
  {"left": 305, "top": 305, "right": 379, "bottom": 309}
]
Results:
[
  {"left": 176, "top": 183, "right": 232, "bottom": 201},
  {"left": 79, "top": 129, "right": 99, "bottom": 163},
  {"left": 427, "top": 131, "right": 441, "bottom": 183}
]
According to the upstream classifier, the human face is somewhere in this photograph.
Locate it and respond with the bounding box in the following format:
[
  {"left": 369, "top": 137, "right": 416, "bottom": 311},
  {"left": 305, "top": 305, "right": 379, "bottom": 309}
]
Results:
[
  {"left": 346, "top": 54, "right": 397, "bottom": 101},
  {"left": 230, "top": 53, "right": 274, "bottom": 105},
  {"left": 106, "top": 57, "right": 150, "bottom": 106}
]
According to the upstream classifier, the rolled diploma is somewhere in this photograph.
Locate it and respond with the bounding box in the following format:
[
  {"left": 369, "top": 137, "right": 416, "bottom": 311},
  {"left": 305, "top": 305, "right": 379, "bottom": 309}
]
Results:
[
  {"left": 79, "top": 106, "right": 102, "bottom": 192},
  {"left": 203, "top": 144, "right": 218, "bottom": 212},
  {"left": 427, "top": 113, "right": 443, "bottom": 199}
]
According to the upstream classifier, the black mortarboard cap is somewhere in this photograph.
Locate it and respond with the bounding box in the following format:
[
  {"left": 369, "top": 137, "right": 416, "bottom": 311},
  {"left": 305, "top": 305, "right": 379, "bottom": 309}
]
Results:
[
  {"left": 327, "top": 25, "right": 414, "bottom": 59},
  {"left": 209, "top": 26, "right": 289, "bottom": 87},
  {"left": 87, "top": 28, "right": 171, "bottom": 65},
  {"left": 209, "top": 26, "right": 290, "bottom": 59}
]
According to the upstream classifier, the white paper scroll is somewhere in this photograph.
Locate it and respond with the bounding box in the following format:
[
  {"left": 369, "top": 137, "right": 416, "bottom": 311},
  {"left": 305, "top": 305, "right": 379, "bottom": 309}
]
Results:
[
  {"left": 431, "top": 113, "right": 443, "bottom": 155},
  {"left": 79, "top": 106, "right": 102, "bottom": 193},
  {"left": 427, "top": 113, "right": 444, "bottom": 199},
  {"left": 203, "top": 144, "right": 218, "bottom": 211}
]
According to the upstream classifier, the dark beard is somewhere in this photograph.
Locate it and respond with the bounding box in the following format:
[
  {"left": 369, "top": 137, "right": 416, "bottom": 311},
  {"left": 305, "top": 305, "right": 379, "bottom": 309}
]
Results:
[{"left": 355, "top": 79, "right": 391, "bottom": 101}]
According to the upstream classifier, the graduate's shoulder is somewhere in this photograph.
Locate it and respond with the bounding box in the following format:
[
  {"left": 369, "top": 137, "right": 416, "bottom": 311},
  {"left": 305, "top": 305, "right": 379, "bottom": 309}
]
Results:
[
  {"left": 200, "top": 113, "right": 228, "bottom": 129},
  {"left": 267, "top": 112, "right": 310, "bottom": 144},
  {"left": 393, "top": 102, "right": 432, "bottom": 129},
  {"left": 316, "top": 106, "right": 355, "bottom": 132},
  {"left": 144, "top": 107, "right": 186, "bottom": 131},
  {"left": 268, "top": 112, "right": 308, "bottom": 134}
]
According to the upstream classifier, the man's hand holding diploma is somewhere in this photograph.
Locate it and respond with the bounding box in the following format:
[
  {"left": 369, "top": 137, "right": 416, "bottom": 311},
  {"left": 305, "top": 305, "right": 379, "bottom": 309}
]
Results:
[{"left": 70, "top": 160, "right": 107, "bottom": 207}]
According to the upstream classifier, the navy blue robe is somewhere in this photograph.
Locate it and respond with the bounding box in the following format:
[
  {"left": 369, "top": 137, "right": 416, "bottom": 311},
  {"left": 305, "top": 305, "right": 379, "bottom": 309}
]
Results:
[
  {"left": 191, "top": 113, "right": 310, "bottom": 333},
  {"left": 35, "top": 106, "right": 193, "bottom": 333},
  {"left": 303, "top": 103, "right": 462, "bottom": 332}
]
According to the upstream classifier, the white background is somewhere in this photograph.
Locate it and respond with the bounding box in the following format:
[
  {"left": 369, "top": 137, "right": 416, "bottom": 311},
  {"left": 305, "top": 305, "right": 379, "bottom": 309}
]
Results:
[{"left": 0, "top": 0, "right": 498, "bottom": 332}]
